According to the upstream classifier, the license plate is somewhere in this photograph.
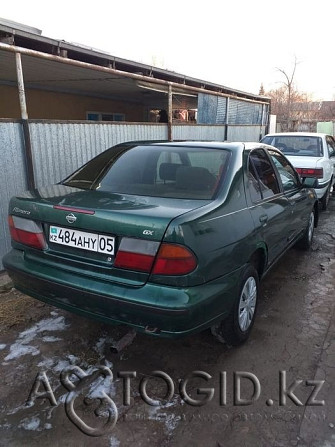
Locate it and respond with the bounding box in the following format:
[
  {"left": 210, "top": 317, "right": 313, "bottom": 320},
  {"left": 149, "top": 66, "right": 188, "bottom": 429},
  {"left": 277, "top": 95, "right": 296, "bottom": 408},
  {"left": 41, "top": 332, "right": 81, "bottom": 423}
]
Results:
[{"left": 49, "top": 226, "right": 115, "bottom": 255}]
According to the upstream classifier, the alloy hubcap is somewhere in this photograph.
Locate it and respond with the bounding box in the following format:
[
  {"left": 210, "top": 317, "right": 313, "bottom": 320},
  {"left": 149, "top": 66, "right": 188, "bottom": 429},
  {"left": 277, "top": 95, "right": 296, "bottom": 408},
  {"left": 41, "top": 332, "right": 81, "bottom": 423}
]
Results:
[
  {"left": 308, "top": 212, "right": 315, "bottom": 242},
  {"left": 238, "top": 277, "right": 257, "bottom": 331}
]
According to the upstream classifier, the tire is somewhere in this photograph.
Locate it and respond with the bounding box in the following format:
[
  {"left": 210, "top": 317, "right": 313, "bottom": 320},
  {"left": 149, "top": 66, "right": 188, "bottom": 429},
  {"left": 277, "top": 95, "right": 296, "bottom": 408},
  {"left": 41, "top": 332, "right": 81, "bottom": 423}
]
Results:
[
  {"left": 211, "top": 265, "right": 259, "bottom": 346},
  {"left": 321, "top": 182, "right": 331, "bottom": 211},
  {"left": 296, "top": 209, "right": 315, "bottom": 250}
]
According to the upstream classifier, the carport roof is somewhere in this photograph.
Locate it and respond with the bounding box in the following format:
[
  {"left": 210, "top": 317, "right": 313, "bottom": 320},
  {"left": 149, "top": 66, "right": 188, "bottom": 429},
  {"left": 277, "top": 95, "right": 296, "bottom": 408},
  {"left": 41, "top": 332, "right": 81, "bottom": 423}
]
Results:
[{"left": 0, "top": 18, "right": 270, "bottom": 110}]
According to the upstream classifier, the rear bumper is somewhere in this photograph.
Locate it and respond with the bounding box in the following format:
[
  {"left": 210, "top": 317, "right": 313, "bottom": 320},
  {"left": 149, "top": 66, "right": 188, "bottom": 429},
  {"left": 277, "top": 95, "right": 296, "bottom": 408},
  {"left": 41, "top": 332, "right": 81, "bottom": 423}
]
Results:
[
  {"left": 314, "top": 178, "right": 332, "bottom": 200},
  {"left": 3, "top": 249, "right": 240, "bottom": 338}
]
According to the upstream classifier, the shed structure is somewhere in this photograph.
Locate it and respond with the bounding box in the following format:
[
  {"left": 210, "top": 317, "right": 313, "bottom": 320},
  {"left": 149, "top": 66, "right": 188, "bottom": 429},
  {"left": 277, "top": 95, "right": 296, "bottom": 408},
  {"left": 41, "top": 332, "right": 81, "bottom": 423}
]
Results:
[{"left": 0, "top": 18, "right": 271, "bottom": 269}]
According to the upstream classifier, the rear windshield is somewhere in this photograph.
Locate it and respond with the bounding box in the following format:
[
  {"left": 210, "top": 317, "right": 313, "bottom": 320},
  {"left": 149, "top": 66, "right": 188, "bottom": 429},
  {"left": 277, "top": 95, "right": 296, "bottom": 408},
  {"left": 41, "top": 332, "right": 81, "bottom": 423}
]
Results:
[
  {"left": 262, "top": 135, "right": 323, "bottom": 157},
  {"left": 62, "top": 144, "right": 231, "bottom": 200}
]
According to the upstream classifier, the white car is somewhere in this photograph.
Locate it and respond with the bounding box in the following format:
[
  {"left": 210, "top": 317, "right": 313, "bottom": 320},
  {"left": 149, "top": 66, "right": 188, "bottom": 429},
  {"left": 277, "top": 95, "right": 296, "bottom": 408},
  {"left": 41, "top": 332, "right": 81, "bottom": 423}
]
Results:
[{"left": 261, "top": 132, "right": 335, "bottom": 210}]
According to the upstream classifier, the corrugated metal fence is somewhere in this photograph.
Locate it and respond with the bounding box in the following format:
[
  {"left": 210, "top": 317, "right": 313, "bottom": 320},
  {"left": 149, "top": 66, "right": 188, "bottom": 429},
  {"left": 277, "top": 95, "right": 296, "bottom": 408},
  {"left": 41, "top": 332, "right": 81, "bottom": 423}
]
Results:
[
  {"left": 29, "top": 122, "right": 168, "bottom": 186},
  {"left": 0, "top": 120, "right": 266, "bottom": 269},
  {"left": 0, "top": 122, "right": 27, "bottom": 268}
]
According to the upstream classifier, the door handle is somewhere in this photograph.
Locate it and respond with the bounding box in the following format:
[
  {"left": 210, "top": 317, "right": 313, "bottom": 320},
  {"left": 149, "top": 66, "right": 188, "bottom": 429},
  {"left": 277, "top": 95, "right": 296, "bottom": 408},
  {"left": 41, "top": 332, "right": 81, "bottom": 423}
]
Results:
[
  {"left": 259, "top": 214, "right": 268, "bottom": 224},
  {"left": 293, "top": 196, "right": 306, "bottom": 204}
]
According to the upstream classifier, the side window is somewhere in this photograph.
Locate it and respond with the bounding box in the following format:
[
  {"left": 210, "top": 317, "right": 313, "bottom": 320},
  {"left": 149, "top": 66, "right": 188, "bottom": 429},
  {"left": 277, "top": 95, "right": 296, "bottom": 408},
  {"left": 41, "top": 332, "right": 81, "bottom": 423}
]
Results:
[
  {"left": 268, "top": 150, "right": 300, "bottom": 192},
  {"left": 326, "top": 136, "right": 335, "bottom": 157},
  {"left": 248, "top": 161, "right": 263, "bottom": 202},
  {"left": 249, "top": 149, "right": 280, "bottom": 200}
]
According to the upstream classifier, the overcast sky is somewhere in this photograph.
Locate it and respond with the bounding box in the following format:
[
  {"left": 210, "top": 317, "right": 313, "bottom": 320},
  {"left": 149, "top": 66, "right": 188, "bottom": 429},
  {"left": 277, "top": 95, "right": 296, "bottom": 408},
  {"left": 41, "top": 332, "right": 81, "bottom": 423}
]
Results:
[{"left": 1, "top": 0, "right": 334, "bottom": 100}]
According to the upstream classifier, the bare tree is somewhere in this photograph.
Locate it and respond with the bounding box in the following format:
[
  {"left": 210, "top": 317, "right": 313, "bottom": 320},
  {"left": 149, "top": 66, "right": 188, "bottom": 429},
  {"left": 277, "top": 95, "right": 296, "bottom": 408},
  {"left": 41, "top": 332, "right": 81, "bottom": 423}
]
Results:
[
  {"left": 276, "top": 57, "right": 299, "bottom": 130},
  {"left": 272, "top": 57, "right": 303, "bottom": 131},
  {"left": 265, "top": 57, "right": 315, "bottom": 131},
  {"left": 318, "top": 102, "right": 335, "bottom": 121},
  {"left": 264, "top": 58, "right": 335, "bottom": 130}
]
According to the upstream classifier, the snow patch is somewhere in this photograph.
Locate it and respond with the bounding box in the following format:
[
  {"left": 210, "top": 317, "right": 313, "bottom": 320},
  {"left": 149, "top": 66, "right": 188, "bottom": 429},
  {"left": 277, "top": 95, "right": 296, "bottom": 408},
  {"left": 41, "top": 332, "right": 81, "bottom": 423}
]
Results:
[
  {"left": 4, "top": 316, "right": 68, "bottom": 362},
  {"left": 7, "top": 401, "right": 34, "bottom": 416},
  {"left": 95, "top": 337, "right": 107, "bottom": 355},
  {"left": 164, "top": 413, "right": 181, "bottom": 435},
  {"left": 42, "top": 336, "right": 62, "bottom": 343},
  {"left": 94, "top": 335, "right": 115, "bottom": 360},
  {"left": 0, "top": 344, "right": 6, "bottom": 350},
  {"left": 104, "top": 359, "right": 113, "bottom": 369},
  {"left": 20, "top": 316, "right": 67, "bottom": 338},
  {"left": 5, "top": 344, "right": 39, "bottom": 361},
  {"left": 19, "top": 416, "right": 40, "bottom": 431},
  {"left": 109, "top": 436, "right": 120, "bottom": 447},
  {"left": 148, "top": 394, "right": 180, "bottom": 417},
  {"left": 37, "top": 355, "right": 79, "bottom": 373},
  {"left": 18, "top": 416, "right": 53, "bottom": 432},
  {"left": 88, "top": 370, "right": 115, "bottom": 400},
  {"left": 148, "top": 395, "right": 182, "bottom": 435}
]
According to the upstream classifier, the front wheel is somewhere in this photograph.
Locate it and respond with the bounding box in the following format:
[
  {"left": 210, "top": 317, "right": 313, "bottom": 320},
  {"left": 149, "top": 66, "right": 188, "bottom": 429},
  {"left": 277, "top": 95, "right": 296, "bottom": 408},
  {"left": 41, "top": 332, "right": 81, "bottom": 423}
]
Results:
[{"left": 211, "top": 265, "right": 259, "bottom": 346}]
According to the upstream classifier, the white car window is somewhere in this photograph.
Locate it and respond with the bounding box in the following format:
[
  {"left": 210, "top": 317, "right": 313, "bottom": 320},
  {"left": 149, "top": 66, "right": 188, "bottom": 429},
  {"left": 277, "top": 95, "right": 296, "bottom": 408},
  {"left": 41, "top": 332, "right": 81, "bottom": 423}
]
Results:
[
  {"left": 326, "top": 136, "right": 335, "bottom": 157},
  {"left": 262, "top": 136, "right": 323, "bottom": 157}
]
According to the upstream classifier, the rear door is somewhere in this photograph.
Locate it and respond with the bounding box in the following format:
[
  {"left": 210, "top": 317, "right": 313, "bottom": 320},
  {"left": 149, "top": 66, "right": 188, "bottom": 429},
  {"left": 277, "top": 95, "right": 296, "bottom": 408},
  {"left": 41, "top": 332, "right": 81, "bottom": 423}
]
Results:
[
  {"left": 326, "top": 135, "right": 335, "bottom": 183},
  {"left": 246, "top": 149, "right": 293, "bottom": 266},
  {"left": 268, "top": 149, "right": 311, "bottom": 239}
]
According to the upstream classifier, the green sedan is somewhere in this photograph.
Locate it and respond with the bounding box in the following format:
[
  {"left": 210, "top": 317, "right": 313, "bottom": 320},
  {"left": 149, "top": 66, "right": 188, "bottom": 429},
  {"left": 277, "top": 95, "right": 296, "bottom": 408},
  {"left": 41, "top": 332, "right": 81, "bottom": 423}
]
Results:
[{"left": 3, "top": 141, "right": 319, "bottom": 345}]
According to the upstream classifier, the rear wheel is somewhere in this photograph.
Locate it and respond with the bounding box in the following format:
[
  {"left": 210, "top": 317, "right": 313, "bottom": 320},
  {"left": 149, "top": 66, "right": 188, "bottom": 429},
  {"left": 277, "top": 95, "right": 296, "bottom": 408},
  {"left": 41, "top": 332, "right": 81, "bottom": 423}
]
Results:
[
  {"left": 321, "top": 182, "right": 331, "bottom": 210},
  {"left": 296, "top": 209, "right": 315, "bottom": 250},
  {"left": 211, "top": 265, "right": 259, "bottom": 346}
]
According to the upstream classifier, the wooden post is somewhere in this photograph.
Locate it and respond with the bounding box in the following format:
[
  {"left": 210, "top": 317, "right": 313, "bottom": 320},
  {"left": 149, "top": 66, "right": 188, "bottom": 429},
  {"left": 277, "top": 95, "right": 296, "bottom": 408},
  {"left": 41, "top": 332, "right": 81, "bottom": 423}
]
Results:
[
  {"left": 15, "top": 52, "right": 35, "bottom": 190},
  {"left": 15, "top": 53, "right": 28, "bottom": 120}
]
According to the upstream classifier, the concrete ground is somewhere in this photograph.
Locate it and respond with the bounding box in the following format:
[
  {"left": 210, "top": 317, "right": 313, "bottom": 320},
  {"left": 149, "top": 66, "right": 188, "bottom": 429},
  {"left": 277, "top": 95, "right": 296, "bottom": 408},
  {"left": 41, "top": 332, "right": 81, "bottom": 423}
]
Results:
[{"left": 0, "top": 196, "right": 335, "bottom": 447}]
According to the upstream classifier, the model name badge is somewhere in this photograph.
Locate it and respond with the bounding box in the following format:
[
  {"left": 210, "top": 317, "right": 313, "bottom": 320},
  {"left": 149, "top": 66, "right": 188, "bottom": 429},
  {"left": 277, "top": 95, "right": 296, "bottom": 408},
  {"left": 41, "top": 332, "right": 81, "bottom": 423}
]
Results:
[
  {"left": 13, "top": 207, "right": 30, "bottom": 215},
  {"left": 143, "top": 230, "right": 154, "bottom": 236}
]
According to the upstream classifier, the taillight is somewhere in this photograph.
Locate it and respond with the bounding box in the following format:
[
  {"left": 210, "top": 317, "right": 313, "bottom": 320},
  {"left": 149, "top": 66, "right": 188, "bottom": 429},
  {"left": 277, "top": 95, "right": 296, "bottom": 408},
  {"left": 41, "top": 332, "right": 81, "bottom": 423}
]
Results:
[
  {"left": 8, "top": 215, "right": 46, "bottom": 250},
  {"left": 152, "top": 243, "right": 197, "bottom": 275},
  {"left": 114, "top": 238, "right": 160, "bottom": 272},
  {"left": 114, "top": 238, "right": 197, "bottom": 276},
  {"left": 295, "top": 167, "right": 323, "bottom": 178}
]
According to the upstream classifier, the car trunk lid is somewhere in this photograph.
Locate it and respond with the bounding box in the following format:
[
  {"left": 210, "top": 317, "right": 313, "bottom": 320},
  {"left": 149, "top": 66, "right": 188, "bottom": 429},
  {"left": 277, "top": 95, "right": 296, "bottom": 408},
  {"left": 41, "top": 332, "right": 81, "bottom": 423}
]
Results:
[
  {"left": 286, "top": 155, "right": 323, "bottom": 169},
  {"left": 9, "top": 185, "right": 208, "bottom": 285}
]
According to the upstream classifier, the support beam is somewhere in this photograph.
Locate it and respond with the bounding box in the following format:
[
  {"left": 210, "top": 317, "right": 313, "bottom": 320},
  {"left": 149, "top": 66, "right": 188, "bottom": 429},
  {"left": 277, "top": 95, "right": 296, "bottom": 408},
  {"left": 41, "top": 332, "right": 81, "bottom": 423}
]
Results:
[
  {"left": 15, "top": 52, "right": 28, "bottom": 120},
  {"left": 0, "top": 43, "right": 270, "bottom": 106},
  {"left": 224, "top": 97, "right": 229, "bottom": 141},
  {"left": 168, "top": 84, "right": 173, "bottom": 141},
  {"left": 15, "top": 52, "right": 35, "bottom": 190}
]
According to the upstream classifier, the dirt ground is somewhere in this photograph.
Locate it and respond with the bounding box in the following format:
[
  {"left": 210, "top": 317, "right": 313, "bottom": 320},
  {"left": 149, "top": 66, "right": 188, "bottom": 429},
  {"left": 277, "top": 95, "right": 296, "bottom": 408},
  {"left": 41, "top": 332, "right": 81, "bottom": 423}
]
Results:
[{"left": 1, "top": 197, "right": 335, "bottom": 447}]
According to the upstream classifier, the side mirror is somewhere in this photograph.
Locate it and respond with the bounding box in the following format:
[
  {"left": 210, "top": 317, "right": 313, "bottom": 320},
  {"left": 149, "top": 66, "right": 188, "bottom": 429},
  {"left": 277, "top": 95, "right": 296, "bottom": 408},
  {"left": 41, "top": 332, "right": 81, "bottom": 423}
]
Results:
[{"left": 301, "top": 177, "right": 319, "bottom": 188}]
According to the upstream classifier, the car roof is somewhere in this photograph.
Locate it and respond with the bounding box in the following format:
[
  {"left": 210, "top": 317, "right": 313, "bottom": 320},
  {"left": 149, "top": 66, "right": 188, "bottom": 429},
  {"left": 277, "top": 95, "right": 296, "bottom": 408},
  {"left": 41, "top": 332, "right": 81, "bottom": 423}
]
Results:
[
  {"left": 115, "top": 140, "right": 266, "bottom": 153},
  {"left": 264, "top": 132, "right": 329, "bottom": 138}
]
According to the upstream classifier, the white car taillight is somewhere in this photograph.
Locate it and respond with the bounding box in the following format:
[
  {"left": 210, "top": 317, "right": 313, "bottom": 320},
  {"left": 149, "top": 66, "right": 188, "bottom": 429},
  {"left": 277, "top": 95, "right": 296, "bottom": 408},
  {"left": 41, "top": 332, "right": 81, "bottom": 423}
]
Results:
[{"left": 295, "top": 167, "right": 323, "bottom": 178}]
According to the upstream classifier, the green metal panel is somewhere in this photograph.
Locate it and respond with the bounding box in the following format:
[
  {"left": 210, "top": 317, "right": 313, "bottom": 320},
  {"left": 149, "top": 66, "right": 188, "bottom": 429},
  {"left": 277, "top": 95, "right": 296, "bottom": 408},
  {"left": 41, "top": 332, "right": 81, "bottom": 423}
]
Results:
[{"left": 317, "top": 122, "right": 333, "bottom": 134}]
